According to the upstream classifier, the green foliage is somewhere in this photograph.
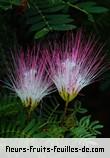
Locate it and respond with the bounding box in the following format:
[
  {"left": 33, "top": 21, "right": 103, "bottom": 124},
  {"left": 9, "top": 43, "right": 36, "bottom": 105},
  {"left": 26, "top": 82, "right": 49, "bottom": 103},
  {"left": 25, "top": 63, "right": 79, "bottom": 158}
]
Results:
[
  {"left": 0, "top": 95, "right": 21, "bottom": 117},
  {"left": 0, "top": 119, "right": 41, "bottom": 137},
  {"left": 19, "top": 0, "right": 108, "bottom": 39},
  {"left": 76, "top": 1, "right": 108, "bottom": 14},
  {"left": 0, "top": 0, "right": 20, "bottom": 10},
  {"left": 66, "top": 1, "right": 108, "bottom": 22},
  {"left": 0, "top": 0, "right": 109, "bottom": 40},
  {"left": 70, "top": 116, "right": 103, "bottom": 138},
  {"left": 25, "top": 0, "right": 76, "bottom": 39},
  {"left": 73, "top": 100, "right": 88, "bottom": 114},
  {"left": 44, "top": 123, "right": 66, "bottom": 138},
  {"left": 0, "top": 95, "right": 103, "bottom": 138}
]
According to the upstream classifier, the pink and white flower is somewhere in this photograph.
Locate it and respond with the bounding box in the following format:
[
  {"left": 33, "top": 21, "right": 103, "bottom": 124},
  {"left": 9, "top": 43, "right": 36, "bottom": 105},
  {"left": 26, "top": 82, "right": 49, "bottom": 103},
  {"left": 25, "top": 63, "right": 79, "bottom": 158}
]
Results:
[
  {"left": 7, "top": 48, "right": 53, "bottom": 111},
  {"left": 47, "top": 30, "right": 105, "bottom": 102}
]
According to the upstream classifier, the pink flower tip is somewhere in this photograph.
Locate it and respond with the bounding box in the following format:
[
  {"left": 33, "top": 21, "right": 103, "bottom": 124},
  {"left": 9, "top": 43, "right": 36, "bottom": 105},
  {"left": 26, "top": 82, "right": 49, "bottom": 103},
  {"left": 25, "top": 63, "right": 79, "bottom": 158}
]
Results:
[
  {"left": 46, "top": 30, "right": 106, "bottom": 103},
  {"left": 6, "top": 48, "right": 53, "bottom": 111}
]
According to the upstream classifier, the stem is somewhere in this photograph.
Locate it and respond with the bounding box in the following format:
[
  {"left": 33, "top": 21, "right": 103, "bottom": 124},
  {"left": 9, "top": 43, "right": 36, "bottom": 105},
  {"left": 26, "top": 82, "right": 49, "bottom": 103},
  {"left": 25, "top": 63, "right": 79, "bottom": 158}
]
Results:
[
  {"left": 66, "top": 2, "right": 90, "bottom": 16},
  {"left": 64, "top": 101, "right": 69, "bottom": 116},
  {"left": 38, "top": 104, "right": 59, "bottom": 129},
  {"left": 60, "top": 101, "right": 69, "bottom": 125},
  {"left": 26, "top": 106, "right": 33, "bottom": 121},
  {"left": 25, "top": 109, "right": 31, "bottom": 121}
]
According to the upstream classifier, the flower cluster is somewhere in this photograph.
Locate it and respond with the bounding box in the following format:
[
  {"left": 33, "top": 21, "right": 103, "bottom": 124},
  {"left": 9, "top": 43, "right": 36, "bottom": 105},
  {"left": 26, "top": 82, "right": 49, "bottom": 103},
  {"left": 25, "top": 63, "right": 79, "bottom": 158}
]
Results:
[
  {"left": 7, "top": 49, "right": 53, "bottom": 112},
  {"left": 6, "top": 30, "right": 106, "bottom": 111},
  {"left": 47, "top": 31, "right": 105, "bottom": 103}
]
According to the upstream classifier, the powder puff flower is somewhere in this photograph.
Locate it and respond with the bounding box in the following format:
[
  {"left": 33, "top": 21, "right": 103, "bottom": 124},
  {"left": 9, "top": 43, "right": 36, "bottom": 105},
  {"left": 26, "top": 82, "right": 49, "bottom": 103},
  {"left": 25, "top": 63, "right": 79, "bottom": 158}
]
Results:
[
  {"left": 47, "top": 30, "right": 105, "bottom": 104},
  {"left": 6, "top": 48, "right": 53, "bottom": 111}
]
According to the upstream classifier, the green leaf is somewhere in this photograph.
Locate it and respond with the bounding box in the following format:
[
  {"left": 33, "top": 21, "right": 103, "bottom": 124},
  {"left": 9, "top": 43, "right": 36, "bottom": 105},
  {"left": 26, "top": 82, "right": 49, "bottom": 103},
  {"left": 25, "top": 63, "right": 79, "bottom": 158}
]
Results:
[
  {"left": 49, "top": 18, "right": 73, "bottom": 25},
  {"left": 0, "top": 0, "right": 21, "bottom": 10},
  {"left": 22, "top": 119, "right": 36, "bottom": 134},
  {"left": 77, "top": 1, "right": 108, "bottom": 14},
  {"left": 77, "top": 2, "right": 96, "bottom": 8},
  {"left": 11, "top": 0, "right": 21, "bottom": 5},
  {"left": 79, "top": 116, "right": 91, "bottom": 127},
  {"left": 24, "top": 0, "right": 76, "bottom": 39},
  {"left": 0, "top": 95, "right": 22, "bottom": 117},
  {"left": 52, "top": 24, "right": 76, "bottom": 30},
  {"left": 29, "top": 22, "right": 46, "bottom": 32},
  {"left": 0, "top": 119, "right": 39, "bottom": 138},
  {"left": 34, "top": 28, "right": 49, "bottom": 39},
  {"left": 43, "top": 4, "right": 66, "bottom": 13},
  {"left": 87, "top": 14, "right": 95, "bottom": 22},
  {"left": 86, "top": 7, "right": 109, "bottom": 13},
  {"left": 74, "top": 101, "right": 88, "bottom": 114},
  {"left": 70, "top": 115, "right": 103, "bottom": 138}
]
